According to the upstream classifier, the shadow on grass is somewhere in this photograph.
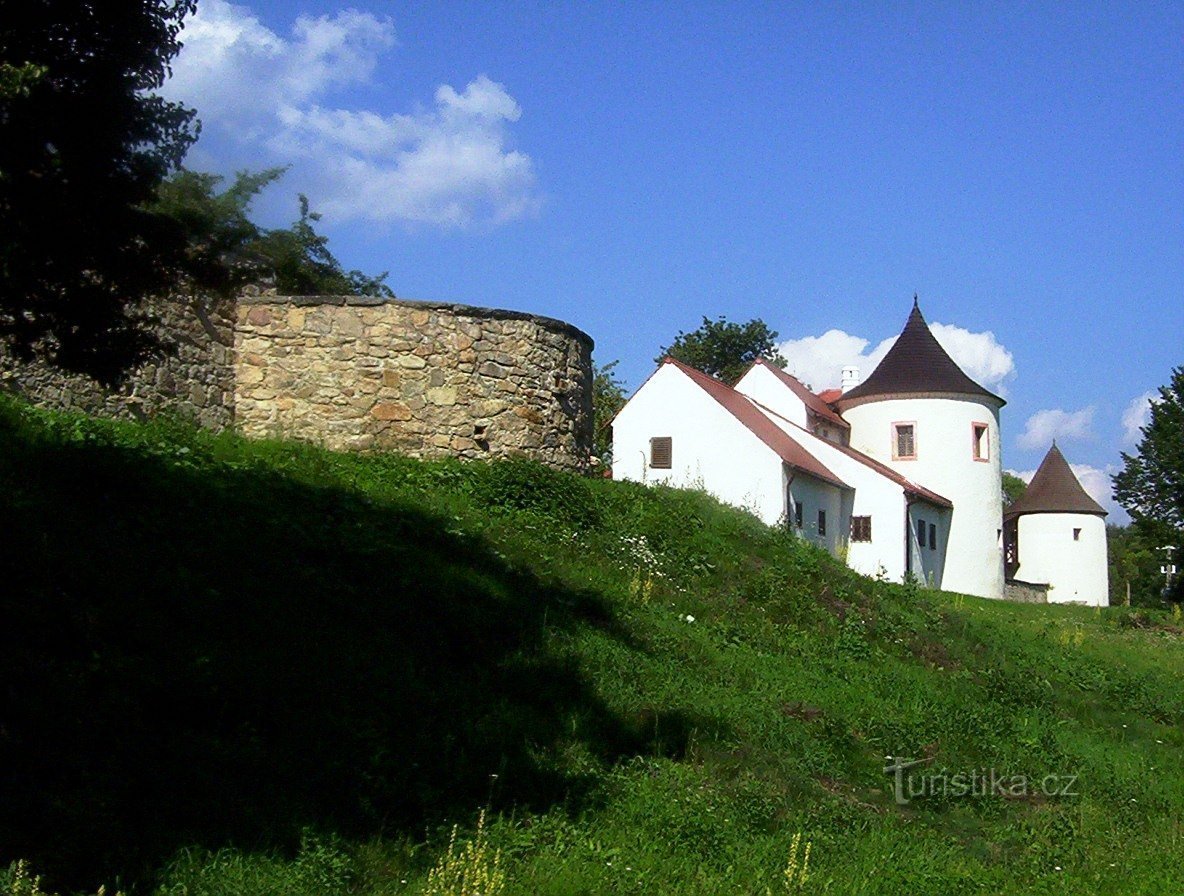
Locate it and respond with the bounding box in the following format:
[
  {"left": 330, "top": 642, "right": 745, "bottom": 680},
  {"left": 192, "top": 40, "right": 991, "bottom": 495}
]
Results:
[{"left": 0, "top": 423, "right": 693, "bottom": 888}]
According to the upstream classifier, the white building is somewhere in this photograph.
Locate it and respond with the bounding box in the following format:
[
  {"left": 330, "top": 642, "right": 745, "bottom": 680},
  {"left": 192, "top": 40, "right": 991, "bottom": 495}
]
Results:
[
  {"left": 1003, "top": 443, "right": 1109, "bottom": 606},
  {"left": 612, "top": 301, "right": 1108, "bottom": 603}
]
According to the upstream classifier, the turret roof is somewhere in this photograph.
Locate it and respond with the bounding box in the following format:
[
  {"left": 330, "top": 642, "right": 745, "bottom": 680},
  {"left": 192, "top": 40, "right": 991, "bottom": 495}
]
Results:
[
  {"left": 836, "top": 299, "right": 1004, "bottom": 407},
  {"left": 1005, "top": 444, "right": 1107, "bottom": 518}
]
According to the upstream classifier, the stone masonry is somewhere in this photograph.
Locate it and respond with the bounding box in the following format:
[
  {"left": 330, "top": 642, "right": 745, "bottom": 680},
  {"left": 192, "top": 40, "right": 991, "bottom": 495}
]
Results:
[
  {"left": 1, "top": 293, "right": 594, "bottom": 472},
  {"left": 234, "top": 295, "right": 593, "bottom": 470},
  {"left": 0, "top": 294, "right": 235, "bottom": 430}
]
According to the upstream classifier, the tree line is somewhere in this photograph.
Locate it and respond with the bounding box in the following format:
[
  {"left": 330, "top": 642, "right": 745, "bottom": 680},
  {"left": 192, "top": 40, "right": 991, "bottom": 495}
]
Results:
[{"left": 0, "top": 1, "right": 390, "bottom": 385}]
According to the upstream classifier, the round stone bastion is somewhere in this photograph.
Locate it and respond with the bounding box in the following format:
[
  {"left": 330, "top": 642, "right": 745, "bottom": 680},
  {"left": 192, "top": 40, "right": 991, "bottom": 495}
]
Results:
[{"left": 234, "top": 295, "right": 594, "bottom": 471}]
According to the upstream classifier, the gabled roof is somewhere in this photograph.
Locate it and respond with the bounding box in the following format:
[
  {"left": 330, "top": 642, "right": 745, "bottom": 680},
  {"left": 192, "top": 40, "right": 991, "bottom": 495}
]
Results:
[
  {"left": 817, "top": 388, "right": 843, "bottom": 404},
  {"left": 748, "top": 400, "right": 954, "bottom": 510},
  {"left": 663, "top": 358, "right": 850, "bottom": 490},
  {"left": 1005, "top": 444, "right": 1106, "bottom": 519},
  {"left": 835, "top": 299, "right": 1004, "bottom": 407},
  {"left": 747, "top": 358, "right": 849, "bottom": 428}
]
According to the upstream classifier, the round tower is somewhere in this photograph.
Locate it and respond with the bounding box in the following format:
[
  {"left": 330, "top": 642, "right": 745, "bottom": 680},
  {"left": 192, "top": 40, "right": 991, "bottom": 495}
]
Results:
[
  {"left": 834, "top": 299, "right": 1005, "bottom": 599},
  {"left": 1003, "top": 443, "right": 1109, "bottom": 606}
]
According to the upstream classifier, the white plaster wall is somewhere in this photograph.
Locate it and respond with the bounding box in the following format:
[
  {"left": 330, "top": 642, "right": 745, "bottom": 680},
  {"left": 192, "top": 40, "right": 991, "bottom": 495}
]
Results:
[
  {"left": 611, "top": 365, "right": 787, "bottom": 524},
  {"left": 907, "top": 502, "right": 952, "bottom": 589},
  {"left": 1013, "top": 513, "right": 1109, "bottom": 606},
  {"left": 734, "top": 365, "right": 808, "bottom": 428},
  {"left": 842, "top": 396, "right": 1004, "bottom": 599},
  {"left": 787, "top": 471, "right": 850, "bottom": 555}
]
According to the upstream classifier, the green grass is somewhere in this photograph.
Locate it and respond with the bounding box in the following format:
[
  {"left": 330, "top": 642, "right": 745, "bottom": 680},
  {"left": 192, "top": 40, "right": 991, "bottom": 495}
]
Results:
[{"left": 1, "top": 393, "right": 1182, "bottom": 895}]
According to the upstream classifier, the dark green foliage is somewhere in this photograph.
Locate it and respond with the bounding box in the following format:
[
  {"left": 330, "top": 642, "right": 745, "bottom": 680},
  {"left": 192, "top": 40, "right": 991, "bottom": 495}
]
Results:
[
  {"left": 1113, "top": 366, "right": 1184, "bottom": 601},
  {"left": 151, "top": 169, "right": 394, "bottom": 299},
  {"left": 655, "top": 315, "right": 787, "bottom": 385},
  {"left": 1108, "top": 523, "right": 1170, "bottom": 606},
  {"left": 591, "top": 359, "right": 627, "bottom": 465},
  {"left": 466, "top": 456, "right": 601, "bottom": 529},
  {"left": 1001, "top": 471, "right": 1027, "bottom": 507},
  {"left": 0, "top": 0, "right": 199, "bottom": 381}
]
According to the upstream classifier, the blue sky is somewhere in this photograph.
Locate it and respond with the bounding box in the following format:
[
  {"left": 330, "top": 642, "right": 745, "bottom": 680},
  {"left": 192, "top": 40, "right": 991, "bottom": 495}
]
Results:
[{"left": 160, "top": 1, "right": 1183, "bottom": 519}]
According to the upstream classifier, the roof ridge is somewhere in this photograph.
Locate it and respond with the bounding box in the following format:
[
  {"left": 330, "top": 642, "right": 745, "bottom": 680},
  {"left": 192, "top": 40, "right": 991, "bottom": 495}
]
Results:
[
  {"left": 748, "top": 400, "right": 953, "bottom": 509},
  {"left": 663, "top": 359, "right": 850, "bottom": 490}
]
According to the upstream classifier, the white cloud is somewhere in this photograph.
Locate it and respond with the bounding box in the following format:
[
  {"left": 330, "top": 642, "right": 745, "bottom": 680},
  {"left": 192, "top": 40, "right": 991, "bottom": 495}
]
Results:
[
  {"left": 776, "top": 322, "right": 1015, "bottom": 394},
  {"left": 1011, "top": 462, "right": 1125, "bottom": 521},
  {"left": 774, "top": 329, "right": 893, "bottom": 392},
  {"left": 159, "top": 0, "right": 537, "bottom": 227},
  {"left": 1121, "top": 390, "right": 1158, "bottom": 447},
  {"left": 1017, "top": 407, "right": 1095, "bottom": 450}
]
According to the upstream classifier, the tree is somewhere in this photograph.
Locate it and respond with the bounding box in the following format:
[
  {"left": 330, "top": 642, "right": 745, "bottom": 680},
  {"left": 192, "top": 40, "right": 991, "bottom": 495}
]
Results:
[
  {"left": 1113, "top": 367, "right": 1184, "bottom": 601},
  {"left": 1002, "top": 472, "right": 1028, "bottom": 507},
  {"left": 591, "top": 359, "right": 627, "bottom": 467},
  {"left": 0, "top": 1, "right": 199, "bottom": 381},
  {"left": 1107, "top": 524, "right": 1164, "bottom": 607},
  {"left": 150, "top": 168, "right": 394, "bottom": 299},
  {"left": 656, "top": 316, "right": 787, "bottom": 385}
]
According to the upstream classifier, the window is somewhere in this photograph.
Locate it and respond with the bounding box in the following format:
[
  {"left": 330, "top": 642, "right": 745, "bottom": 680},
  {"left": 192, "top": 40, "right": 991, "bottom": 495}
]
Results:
[
  {"left": 916, "top": 518, "right": 926, "bottom": 544},
  {"left": 972, "top": 423, "right": 989, "bottom": 461},
  {"left": 851, "top": 516, "right": 872, "bottom": 542},
  {"left": 1073, "top": 527, "right": 1082, "bottom": 541},
  {"left": 894, "top": 423, "right": 916, "bottom": 460},
  {"left": 818, "top": 509, "right": 827, "bottom": 536},
  {"left": 649, "top": 436, "right": 672, "bottom": 469},
  {"left": 928, "top": 523, "right": 937, "bottom": 550},
  {"left": 794, "top": 500, "right": 803, "bottom": 529}
]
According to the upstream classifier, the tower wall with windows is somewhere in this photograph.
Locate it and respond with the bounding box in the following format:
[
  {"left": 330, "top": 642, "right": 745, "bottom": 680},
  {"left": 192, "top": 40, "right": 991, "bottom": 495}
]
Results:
[{"left": 841, "top": 394, "right": 1004, "bottom": 599}]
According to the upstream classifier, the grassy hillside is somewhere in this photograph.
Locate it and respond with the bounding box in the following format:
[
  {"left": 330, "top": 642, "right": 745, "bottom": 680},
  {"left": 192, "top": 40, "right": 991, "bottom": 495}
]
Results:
[{"left": 1, "top": 394, "right": 1182, "bottom": 895}]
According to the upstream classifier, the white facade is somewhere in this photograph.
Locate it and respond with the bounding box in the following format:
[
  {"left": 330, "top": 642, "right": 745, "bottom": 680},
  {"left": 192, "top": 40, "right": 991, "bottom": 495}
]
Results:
[
  {"left": 1010, "top": 514, "right": 1109, "bottom": 606},
  {"left": 734, "top": 364, "right": 809, "bottom": 429},
  {"left": 611, "top": 363, "right": 786, "bottom": 523},
  {"left": 754, "top": 403, "right": 950, "bottom": 583},
  {"left": 841, "top": 395, "right": 1004, "bottom": 599},
  {"left": 612, "top": 304, "right": 1106, "bottom": 605}
]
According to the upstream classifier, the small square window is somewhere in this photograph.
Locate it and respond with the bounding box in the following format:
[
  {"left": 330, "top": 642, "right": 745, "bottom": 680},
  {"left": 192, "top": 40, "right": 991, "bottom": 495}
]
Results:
[
  {"left": 928, "top": 523, "right": 937, "bottom": 550},
  {"left": 972, "top": 423, "right": 989, "bottom": 461},
  {"left": 894, "top": 423, "right": 916, "bottom": 460},
  {"left": 851, "top": 516, "right": 872, "bottom": 542},
  {"left": 1073, "top": 527, "right": 1082, "bottom": 541},
  {"left": 649, "top": 436, "right": 672, "bottom": 469},
  {"left": 818, "top": 509, "right": 827, "bottom": 536}
]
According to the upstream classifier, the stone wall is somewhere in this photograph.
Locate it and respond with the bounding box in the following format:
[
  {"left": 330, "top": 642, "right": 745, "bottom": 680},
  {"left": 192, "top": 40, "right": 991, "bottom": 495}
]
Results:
[
  {"left": 0, "top": 294, "right": 235, "bottom": 429},
  {"left": 233, "top": 296, "right": 593, "bottom": 470},
  {"left": 1, "top": 293, "right": 594, "bottom": 471},
  {"left": 1004, "top": 580, "right": 1050, "bottom": 604}
]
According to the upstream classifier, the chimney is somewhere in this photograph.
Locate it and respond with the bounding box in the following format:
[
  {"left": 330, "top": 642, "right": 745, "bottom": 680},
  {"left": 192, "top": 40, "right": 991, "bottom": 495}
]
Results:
[{"left": 841, "top": 366, "right": 860, "bottom": 393}]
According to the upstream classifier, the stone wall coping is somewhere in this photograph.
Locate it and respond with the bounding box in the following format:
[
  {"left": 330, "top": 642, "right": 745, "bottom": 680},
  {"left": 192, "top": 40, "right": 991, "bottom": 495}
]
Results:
[{"left": 238, "top": 294, "right": 594, "bottom": 349}]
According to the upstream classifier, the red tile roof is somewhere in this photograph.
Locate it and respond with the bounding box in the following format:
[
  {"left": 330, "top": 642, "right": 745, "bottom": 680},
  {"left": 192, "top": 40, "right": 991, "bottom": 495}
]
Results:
[
  {"left": 663, "top": 358, "right": 850, "bottom": 490},
  {"left": 747, "top": 359, "right": 849, "bottom": 428},
  {"left": 749, "top": 400, "right": 954, "bottom": 510},
  {"left": 817, "top": 388, "right": 843, "bottom": 404}
]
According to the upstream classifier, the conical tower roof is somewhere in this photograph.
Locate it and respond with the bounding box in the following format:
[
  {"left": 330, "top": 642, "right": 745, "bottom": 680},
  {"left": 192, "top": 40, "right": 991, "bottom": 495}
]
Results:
[
  {"left": 836, "top": 299, "right": 1003, "bottom": 407},
  {"left": 1005, "top": 444, "right": 1106, "bottom": 518}
]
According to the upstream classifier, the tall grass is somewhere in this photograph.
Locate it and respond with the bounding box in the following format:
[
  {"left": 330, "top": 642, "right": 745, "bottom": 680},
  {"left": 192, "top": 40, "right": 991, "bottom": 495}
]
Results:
[{"left": 2, "top": 394, "right": 1182, "bottom": 895}]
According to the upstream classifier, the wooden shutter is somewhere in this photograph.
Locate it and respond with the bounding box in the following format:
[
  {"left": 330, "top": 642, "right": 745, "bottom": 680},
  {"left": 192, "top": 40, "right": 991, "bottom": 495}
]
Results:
[{"left": 650, "top": 436, "right": 672, "bottom": 469}]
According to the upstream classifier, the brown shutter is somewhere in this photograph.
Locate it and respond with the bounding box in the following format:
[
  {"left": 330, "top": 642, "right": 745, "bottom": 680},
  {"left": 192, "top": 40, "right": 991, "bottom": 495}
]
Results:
[{"left": 650, "top": 436, "right": 672, "bottom": 469}]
